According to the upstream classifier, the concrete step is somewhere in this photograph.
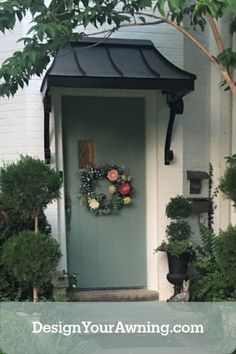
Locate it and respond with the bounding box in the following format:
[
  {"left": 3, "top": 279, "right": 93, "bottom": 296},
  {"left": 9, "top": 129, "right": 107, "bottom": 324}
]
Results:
[{"left": 71, "top": 288, "right": 159, "bottom": 302}]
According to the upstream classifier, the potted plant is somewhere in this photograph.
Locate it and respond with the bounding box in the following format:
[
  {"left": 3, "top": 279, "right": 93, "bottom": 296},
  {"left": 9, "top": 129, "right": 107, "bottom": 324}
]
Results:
[{"left": 155, "top": 195, "right": 195, "bottom": 299}]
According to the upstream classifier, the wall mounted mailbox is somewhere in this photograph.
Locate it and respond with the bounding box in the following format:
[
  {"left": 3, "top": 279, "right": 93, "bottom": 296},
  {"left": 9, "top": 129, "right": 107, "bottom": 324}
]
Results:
[
  {"left": 187, "top": 170, "right": 210, "bottom": 195},
  {"left": 188, "top": 198, "right": 210, "bottom": 214}
]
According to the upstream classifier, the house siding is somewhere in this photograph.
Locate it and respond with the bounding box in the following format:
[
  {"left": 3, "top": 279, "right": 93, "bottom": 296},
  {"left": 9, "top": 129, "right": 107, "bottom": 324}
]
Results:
[
  {"left": 208, "top": 17, "right": 234, "bottom": 231},
  {"left": 181, "top": 21, "right": 211, "bottom": 240}
]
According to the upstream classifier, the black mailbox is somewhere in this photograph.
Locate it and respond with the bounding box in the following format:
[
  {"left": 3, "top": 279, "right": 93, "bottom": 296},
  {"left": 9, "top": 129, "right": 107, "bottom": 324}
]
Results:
[
  {"left": 187, "top": 170, "right": 210, "bottom": 194},
  {"left": 188, "top": 198, "right": 210, "bottom": 214}
]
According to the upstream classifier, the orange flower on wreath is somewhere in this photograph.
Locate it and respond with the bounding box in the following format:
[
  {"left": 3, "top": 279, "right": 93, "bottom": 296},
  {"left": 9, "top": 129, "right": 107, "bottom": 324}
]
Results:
[{"left": 107, "top": 169, "right": 119, "bottom": 182}]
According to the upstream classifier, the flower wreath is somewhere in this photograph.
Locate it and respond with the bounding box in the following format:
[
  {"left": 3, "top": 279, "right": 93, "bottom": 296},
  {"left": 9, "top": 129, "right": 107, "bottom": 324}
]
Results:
[{"left": 80, "top": 165, "right": 133, "bottom": 215}]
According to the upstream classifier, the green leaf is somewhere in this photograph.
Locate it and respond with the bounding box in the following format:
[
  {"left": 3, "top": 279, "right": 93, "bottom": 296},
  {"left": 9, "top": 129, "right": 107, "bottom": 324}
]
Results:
[
  {"left": 18, "top": 80, "right": 24, "bottom": 89},
  {"left": 23, "top": 77, "right": 29, "bottom": 85},
  {"left": 230, "top": 17, "right": 236, "bottom": 34},
  {"left": 217, "top": 48, "right": 236, "bottom": 68},
  {"left": 16, "top": 10, "right": 23, "bottom": 22},
  {"left": 227, "top": 0, "right": 236, "bottom": 10},
  {"left": 207, "top": 1, "right": 221, "bottom": 17},
  {"left": 139, "top": 15, "right": 146, "bottom": 23},
  {"left": 168, "top": 0, "right": 180, "bottom": 10},
  {"left": 154, "top": 0, "right": 167, "bottom": 16},
  {"left": 30, "top": 50, "right": 37, "bottom": 63}
]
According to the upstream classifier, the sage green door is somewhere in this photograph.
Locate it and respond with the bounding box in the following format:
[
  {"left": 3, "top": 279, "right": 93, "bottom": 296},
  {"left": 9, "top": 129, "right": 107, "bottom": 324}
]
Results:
[{"left": 62, "top": 96, "right": 146, "bottom": 288}]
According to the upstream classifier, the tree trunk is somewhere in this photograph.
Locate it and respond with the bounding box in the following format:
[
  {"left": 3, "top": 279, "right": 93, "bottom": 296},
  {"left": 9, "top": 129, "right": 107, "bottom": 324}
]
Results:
[
  {"left": 33, "top": 214, "right": 39, "bottom": 302},
  {"left": 33, "top": 286, "right": 38, "bottom": 303},
  {"left": 34, "top": 214, "right": 39, "bottom": 234}
]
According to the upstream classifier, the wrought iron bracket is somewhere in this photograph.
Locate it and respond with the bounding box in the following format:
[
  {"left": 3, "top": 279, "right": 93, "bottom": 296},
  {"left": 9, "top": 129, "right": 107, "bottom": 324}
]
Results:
[
  {"left": 43, "top": 95, "right": 51, "bottom": 164},
  {"left": 164, "top": 95, "right": 184, "bottom": 165}
]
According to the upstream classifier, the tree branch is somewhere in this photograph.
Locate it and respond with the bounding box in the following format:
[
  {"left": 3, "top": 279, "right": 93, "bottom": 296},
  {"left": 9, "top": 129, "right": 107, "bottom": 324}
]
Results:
[
  {"left": 207, "top": 13, "right": 224, "bottom": 53},
  {"left": 163, "top": 17, "right": 236, "bottom": 96},
  {"left": 87, "top": 13, "right": 236, "bottom": 96},
  {"left": 87, "top": 19, "right": 165, "bottom": 36},
  {"left": 0, "top": 4, "right": 235, "bottom": 97},
  {"left": 93, "top": 10, "right": 218, "bottom": 68}
]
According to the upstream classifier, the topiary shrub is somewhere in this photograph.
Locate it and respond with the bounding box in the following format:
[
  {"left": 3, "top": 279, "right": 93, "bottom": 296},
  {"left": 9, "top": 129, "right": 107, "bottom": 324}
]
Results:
[
  {"left": 155, "top": 195, "right": 194, "bottom": 257},
  {"left": 0, "top": 194, "right": 51, "bottom": 301},
  {"left": 2, "top": 231, "right": 61, "bottom": 302},
  {"left": 166, "top": 220, "right": 192, "bottom": 241},
  {"left": 166, "top": 195, "right": 192, "bottom": 219},
  {"left": 0, "top": 156, "right": 62, "bottom": 233},
  {"left": 0, "top": 206, "right": 51, "bottom": 246}
]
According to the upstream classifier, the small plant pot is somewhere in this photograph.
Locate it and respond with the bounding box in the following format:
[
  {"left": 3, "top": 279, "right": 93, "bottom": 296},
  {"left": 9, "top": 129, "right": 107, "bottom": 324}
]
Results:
[{"left": 166, "top": 252, "right": 189, "bottom": 299}]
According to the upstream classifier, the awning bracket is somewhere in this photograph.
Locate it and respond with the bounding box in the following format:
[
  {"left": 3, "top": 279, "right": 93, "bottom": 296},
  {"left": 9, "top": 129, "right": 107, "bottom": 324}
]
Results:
[{"left": 164, "top": 96, "right": 184, "bottom": 165}]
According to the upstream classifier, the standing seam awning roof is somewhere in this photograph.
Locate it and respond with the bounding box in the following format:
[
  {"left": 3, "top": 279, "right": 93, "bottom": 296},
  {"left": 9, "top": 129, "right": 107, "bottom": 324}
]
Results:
[{"left": 41, "top": 37, "right": 196, "bottom": 97}]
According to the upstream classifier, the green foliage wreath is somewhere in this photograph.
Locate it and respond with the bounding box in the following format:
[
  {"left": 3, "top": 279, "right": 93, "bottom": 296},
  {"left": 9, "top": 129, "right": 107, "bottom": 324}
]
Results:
[{"left": 80, "top": 165, "right": 133, "bottom": 216}]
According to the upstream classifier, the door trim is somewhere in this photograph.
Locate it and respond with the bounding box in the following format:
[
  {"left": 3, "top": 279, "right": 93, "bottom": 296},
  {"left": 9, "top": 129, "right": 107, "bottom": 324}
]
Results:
[{"left": 51, "top": 88, "right": 159, "bottom": 291}]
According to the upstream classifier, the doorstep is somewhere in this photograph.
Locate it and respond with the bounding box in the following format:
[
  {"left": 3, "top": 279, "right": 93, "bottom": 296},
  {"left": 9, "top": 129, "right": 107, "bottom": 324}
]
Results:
[{"left": 70, "top": 288, "right": 159, "bottom": 302}]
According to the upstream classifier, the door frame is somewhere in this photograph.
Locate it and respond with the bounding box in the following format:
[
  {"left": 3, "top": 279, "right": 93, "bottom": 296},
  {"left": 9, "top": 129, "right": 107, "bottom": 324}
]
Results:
[{"left": 50, "top": 87, "right": 160, "bottom": 291}]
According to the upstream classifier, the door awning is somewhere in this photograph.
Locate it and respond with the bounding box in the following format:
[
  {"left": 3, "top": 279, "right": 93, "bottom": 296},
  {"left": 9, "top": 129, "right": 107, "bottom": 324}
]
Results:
[
  {"left": 42, "top": 37, "right": 197, "bottom": 166},
  {"left": 41, "top": 37, "right": 196, "bottom": 97}
]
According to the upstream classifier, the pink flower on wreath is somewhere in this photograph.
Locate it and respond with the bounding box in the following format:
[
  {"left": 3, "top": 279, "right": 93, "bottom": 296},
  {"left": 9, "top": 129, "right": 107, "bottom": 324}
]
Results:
[
  {"left": 119, "top": 182, "right": 131, "bottom": 196},
  {"left": 107, "top": 169, "right": 119, "bottom": 182}
]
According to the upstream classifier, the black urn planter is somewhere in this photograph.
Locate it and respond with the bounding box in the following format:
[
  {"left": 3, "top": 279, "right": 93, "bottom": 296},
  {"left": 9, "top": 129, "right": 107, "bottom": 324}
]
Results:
[{"left": 166, "top": 252, "right": 190, "bottom": 300}]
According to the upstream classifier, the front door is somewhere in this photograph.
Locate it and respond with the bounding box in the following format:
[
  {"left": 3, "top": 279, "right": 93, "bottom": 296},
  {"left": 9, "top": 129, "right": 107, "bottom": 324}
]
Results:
[{"left": 62, "top": 96, "right": 146, "bottom": 288}]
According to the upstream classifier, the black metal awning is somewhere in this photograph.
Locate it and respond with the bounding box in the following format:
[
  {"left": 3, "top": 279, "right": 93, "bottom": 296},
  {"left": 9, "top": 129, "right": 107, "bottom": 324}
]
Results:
[
  {"left": 41, "top": 37, "right": 196, "bottom": 97},
  {"left": 42, "top": 37, "right": 197, "bottom": 165}
]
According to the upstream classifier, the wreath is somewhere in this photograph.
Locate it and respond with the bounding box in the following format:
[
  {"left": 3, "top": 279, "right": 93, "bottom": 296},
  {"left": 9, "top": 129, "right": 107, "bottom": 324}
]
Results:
[{"left": 80, "top": 165, "right": 133, "bottom": 215}]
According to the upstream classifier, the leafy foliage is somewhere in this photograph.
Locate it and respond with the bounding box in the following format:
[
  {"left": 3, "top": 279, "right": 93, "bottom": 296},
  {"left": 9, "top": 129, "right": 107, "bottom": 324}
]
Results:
[
  {"left": 0, "top": 207, "right": 51, "bottom": 246},
  {"left": 0, "top": 265, "right": 24, "bottom": 301},
  {"left": 219, "top": 154, "right": 236, "bottom": 206},
  {"left": 208, "top": 163, "right": 214, "bottom": 231},
  {"left": 230, "top": 16, "right": 236, "bottom": 33},
  {"left": 215, "top": 225, "right": 236, "bottom": 286},
  {"left": 166, "top": 195, "right": 192, "bottom": 219},
  {"left": 189, "top": 224, "right": 236, "bottom": 301},
  {"left": 2, "top": 231, "right": 61, "bottom": 289},
  {"left": 157, "top": 239, "right": 195, "bottom": 257},
  {"left": 217, "top": 48, "right": 236, "bottom": 69},
  {"left": 199, "top": 222, "right": 215, "bottom": 255},
  {"left": 191, "top": 0, "right": 236, "bottom": 20},
  {"left": 0, "top": 0, "right": 235, "bottom": 96},
  {"left": 0, "top": 155, "right": 62, "bottom": 222},
  {"left": 0, "top": 208, "right": 51, "bottom": 301},
  {"left": 166, "top": 220, "right": 192, "bottom": 241}
]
